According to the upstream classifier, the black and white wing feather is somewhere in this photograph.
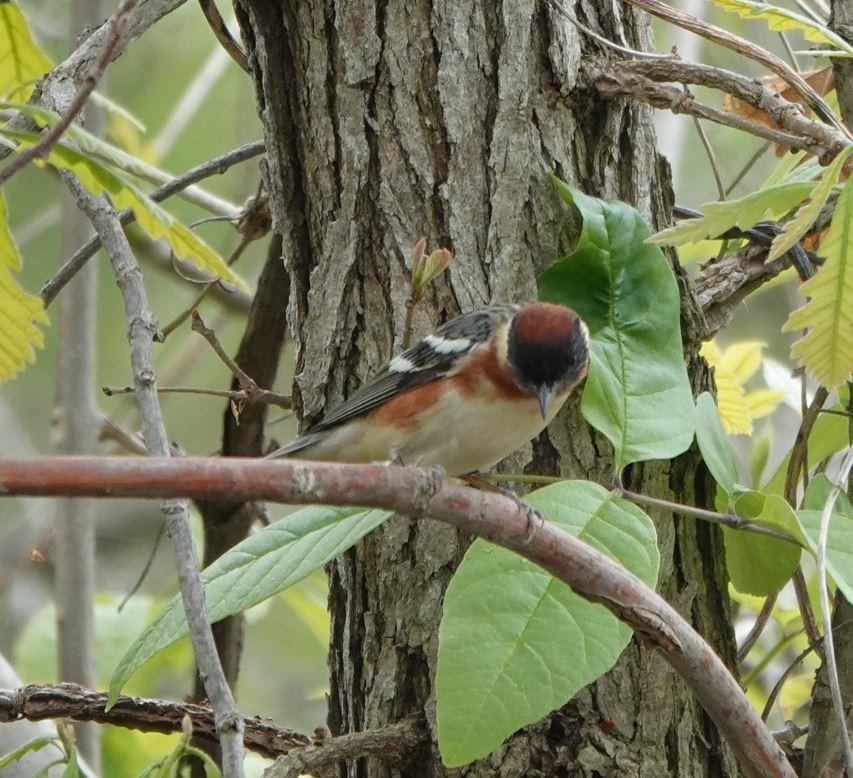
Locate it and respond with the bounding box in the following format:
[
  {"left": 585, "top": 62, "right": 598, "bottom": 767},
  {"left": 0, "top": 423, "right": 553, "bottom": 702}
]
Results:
[{"left": 267, "top": 305, "right": 517, "bottom": 458}]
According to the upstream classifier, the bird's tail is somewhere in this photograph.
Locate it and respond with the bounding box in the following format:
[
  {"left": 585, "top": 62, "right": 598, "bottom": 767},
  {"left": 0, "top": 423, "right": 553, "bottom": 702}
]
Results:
[{"left": 264, "top": 431, "right": 326, "bottom": 460}]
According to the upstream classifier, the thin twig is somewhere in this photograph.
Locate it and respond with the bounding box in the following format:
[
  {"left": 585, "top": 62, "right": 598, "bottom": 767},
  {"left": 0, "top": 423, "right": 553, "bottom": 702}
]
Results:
[
  {"left": 815, "top": 445, "right": 853, "bottom": 774},
  {"left": 198, "top": 0, "right": 249, "bottom": 72},
  {"left": 621, "top": 0, "right": 849, "bottom": 137},
  {"left": 40, "top": 139, "right": 266, "bottom": 307},
  {"left": 0, "top": 0, "right": 137, "bottom": 187},
  {"left": 118, "top": 519, "right": 166, "bottom": 612},
  {"left": 778, "top": 33, "right": 801, "bottom": 73},
  {"left": 738, "top": 594, "right": 778, "bottom": 663},
  {"left": 547, "top": 0, "right": 671, "bottom": 60},
  {"left": 693, "top": 117, "right": 725, "bottom": 200},
  {"left": 726, "top": 142, "right": 771, "bottom": 197},
  {"left": 102, "top": 383, "right": 292, "bottom": 410},
  {"left": 615, "top": 487, "right": 806, "bottom": 547},
  {"left": 161, "top": 236, "right": 252, "bottom": 338},
  {"left": 60, "top": 176, "right": 245, "bottom": 774},
  {"left": 191, "top": 311, "right": 255, "bottom": 387},
  {"left": 762, "top": 643, "right": 815, "bottom": 722},
  {"left": 784, "top": 386, "right": 829, "bottom": 658}
]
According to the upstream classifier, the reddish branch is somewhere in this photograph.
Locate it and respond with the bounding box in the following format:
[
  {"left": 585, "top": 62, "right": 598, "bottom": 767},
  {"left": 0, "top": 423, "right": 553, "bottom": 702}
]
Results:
[
  {"left": 0, "top": 456, "right": 795, "bottom": 778},
  {"left": 0, "top": 684, "right": 310, "bottom": 760}
]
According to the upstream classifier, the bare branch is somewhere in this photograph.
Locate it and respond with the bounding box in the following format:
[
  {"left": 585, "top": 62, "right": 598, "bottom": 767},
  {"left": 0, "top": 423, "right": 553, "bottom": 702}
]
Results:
[
  {"left": 58, "top": 176, "right": 245, "bottom": 774},
  {"left": 198, "top": 0, "right": 249, "bottom": 72},
  {"left": 738, "top": 594, "right": 778, "bottom": 664},
  {"left": 265, "top": 715, "right": 426, "bottom": 778},
  {"left": 0, "top": 684, "right": 310, "bottom": 760},
  {"left": 621, "top": 0, "right": 848, "bottom": 137},
  {"left": 0, "top": 0, "right": 137, "bottom": 186},
  {"left": 0, "top": 455, "right": 798, "bottom": 778},
  {"left": 590, "top": 58, "right": 850, "bottom": 159},
  {"left": 0, "top": 0, "right": 192, "bottom": 164},
  {"left": 40, "top": 139, "right": 266, "bottom": 308}
]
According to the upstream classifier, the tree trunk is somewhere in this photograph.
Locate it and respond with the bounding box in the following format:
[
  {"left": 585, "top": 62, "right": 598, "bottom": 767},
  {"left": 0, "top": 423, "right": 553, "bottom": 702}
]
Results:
[{"left": 235, "top": 1, "right": 739, "bottom": 774}]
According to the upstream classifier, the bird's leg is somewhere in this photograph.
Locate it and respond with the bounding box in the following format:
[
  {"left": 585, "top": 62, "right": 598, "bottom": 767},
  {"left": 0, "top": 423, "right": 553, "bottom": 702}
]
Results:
[{"left": 460, "top": 473, "right": 544, "bottom": 543}]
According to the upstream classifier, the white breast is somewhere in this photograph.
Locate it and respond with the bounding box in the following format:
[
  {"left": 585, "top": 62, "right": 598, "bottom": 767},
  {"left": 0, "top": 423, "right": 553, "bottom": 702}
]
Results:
[{"left": 303, "top": 385, "right": 570, "bottom": 476}]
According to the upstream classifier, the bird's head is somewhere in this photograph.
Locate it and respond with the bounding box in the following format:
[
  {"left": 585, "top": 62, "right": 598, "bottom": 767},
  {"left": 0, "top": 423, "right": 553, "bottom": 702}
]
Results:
[{"left": 507, "top": 302, "right": 590, "bottom": 418}]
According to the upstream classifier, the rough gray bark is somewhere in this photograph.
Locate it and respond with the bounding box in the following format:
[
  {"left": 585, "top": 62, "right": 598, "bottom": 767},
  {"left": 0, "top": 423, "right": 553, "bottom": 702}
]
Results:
[{"left": 235, "top": 1, "right": 738, "bottom": 775}]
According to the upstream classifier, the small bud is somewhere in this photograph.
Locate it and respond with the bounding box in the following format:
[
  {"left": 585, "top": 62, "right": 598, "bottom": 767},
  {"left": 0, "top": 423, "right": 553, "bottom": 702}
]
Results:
[
  {"left": 28, "top": 548, "right": 45, "bottom": 562},
  {"left": 411, "top": 238, "right": 452, "bottom": 293}
]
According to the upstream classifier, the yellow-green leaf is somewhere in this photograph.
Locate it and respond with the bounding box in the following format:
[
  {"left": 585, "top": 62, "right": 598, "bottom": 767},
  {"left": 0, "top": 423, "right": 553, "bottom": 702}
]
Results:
[
  {"left": 768, "top": 146, "right": 853, "bottom": 261},
  {"left": 648, "top": 183, "right": 815, "bottom": 247},
  {"left": 0, "top": 129, "right": 249, "bottom": 292},
  {"left": 0, "top": 3, "right": 52, "bottom": 100},
  {"left": 783, "top": 174, "right": 853, "bottom": 387},
  {"left": 0, "top": 192, "right": 49, "bottom": 383},
  {"left": 717, "top": 341, "right": 763, "bottom": 383},
  {"left": 713, "top": 0, "right": 853, "bottom": 52},
  {"left": 744, "top": 389, "right": 786, "bottom": 419}
]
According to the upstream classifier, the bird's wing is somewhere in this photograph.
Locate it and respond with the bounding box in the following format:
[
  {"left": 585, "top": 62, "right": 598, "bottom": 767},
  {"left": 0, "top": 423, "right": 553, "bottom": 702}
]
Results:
[{"left": 268, "top": 305, "right": 518, "bottom": 458}]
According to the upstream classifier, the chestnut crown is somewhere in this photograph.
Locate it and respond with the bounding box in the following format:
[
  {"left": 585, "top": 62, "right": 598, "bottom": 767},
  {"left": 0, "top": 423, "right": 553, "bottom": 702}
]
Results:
[{"left": 507, "top": 302, "right": 589, "bottom": 415}]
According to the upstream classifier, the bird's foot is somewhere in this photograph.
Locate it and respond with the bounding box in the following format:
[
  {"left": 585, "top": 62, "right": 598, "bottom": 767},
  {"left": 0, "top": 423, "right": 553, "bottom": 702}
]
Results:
[{"left": 460, "top": 473, "right": 543, "bottom": 544}]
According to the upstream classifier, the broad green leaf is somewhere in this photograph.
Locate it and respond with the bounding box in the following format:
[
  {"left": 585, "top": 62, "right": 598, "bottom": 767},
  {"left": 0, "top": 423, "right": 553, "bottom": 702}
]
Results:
[
  {"left": 436, "top": 480, "right": 658, "bottom": 767},
  {"left": 783, "top": 173, "right": 853, "bottom": 387},
  {"left": 0, "top": 192, "right": 49, "bottom": 383},
  {"left": 0, "top": 4, "right": 52, "bottom": 100},
  {"left": 0, "top": 737, "right": 57, "bottom": 768},
  {"left": 725, "top": 491, "right": 802, "bottom": 595},
  {"left": 713, "top": 0, "right": 853, "bottom": 52},
  {"left": 769, "top": 146, "right": 853, "bottom": 261},
  {"left": 648, "top": 183, "right": 816, "bottom": 247},
  {"left": 695, "top": 392, "right": 738, "bottom": 495},
  {"left": 540, "top": 181, "right": 694, "bottom": 468},
  {"left": 798, "top": 509, "right": 853, "bottom": 603},
  {"left": 108, "top": 506, "right": 391, "bottom": 707},
  {"left": 0, "top": 130, "right": 249, "bottom": 292}
]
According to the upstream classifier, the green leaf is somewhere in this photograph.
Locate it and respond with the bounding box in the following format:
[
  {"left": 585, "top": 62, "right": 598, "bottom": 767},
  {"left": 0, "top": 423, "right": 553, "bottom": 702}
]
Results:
[
  {"left": 725, "top": 491, "right": 801, "bottom": 595},
  {"left": 0, "top": 129, "right": 249, "bottom": 293},
  {"left": 108, "top": 506, "right": 392, "bottom": 707},
  {"left": 0, "top": 191, "right": 49, "bottom": 383},
  {"left": 540, "top": 181, "right": 695, "bottom": 468},
  {"left": 783, "top": 172, "right": 853, "bottom": 387},
  {"left": 0, "top": 4, "right": 52, "bottom": 100},
  {"left": 768, "top": 146, "right": 853, "bottom": 261},
  {"left": 648, "top": 183, "right": 816, "bottom": 247},
  {"left": 798, "top": 508, "right": 853, "bottom": 603},
  {"left": 763, "top": 395, "right": 850, "bottom": 494},
  {"left": 436, "top": 480, "right": 658, "bottom": 767},
  {"left": 803, "top": 472, "right": 853, "bottom": 516},
  {"left": 695, "top": 392, "right": 738, "bottom": 495},
  {"left": 713, "top": 0, "right": 853, "bottom": 52},
  {"left": 0, "top": 736, "right": 57, "bottom": 768}
]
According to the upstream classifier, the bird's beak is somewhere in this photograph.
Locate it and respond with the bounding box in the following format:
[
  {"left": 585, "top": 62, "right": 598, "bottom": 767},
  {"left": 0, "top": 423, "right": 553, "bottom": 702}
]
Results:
[{"left": 537, "top": 385, "right": 555, "bottom": 419}]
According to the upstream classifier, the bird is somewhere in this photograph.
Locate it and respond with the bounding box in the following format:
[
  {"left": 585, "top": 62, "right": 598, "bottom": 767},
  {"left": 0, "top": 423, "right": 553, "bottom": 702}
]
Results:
[{"left": 267, "top": 302, "right": 590, "bottom": 477}]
